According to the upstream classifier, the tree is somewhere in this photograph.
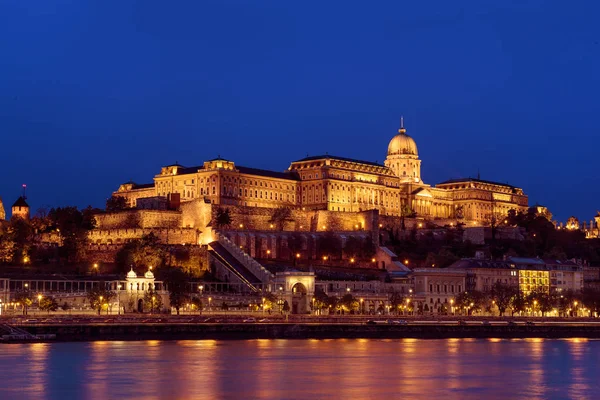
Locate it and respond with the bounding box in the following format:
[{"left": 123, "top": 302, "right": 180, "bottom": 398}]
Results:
[
  {"left": 455, "top": 290, "right": 486, "bottom": 315},
  {"left": 312, "top": 289, "right": 329, "bottom": 314},
  {"left": 581, "top": 288, "right": 600, "bottom": 317},
  {"left": 214, "top": 207, "right": 232, "bottom": 229},
  {"left": 340, "top": 294, "right": 359, "bottom": 313},
  {"left": 388, "top": 291, "right": 406, "bottom": 314},
  {"left": 221, "top": 301, "right": 229, "bottom": 311},
  {"left": 144, "top": 288, "right": 163, "bottom": 313},
  {"left": 262, "top": 292, "right": 278, "bottom": 312},
  {"left": 490, "top": 282, "right": 518, "bottom": 316},
  {"left": 14, "top": 289, "right": 33, "bottom": 315},
  {"left": 87, "top": 286, "right": 115, "bottom": 315},
  {"left": 527, "top": 289, "right": 554, "bottom": 316},
  {"left": 48, "top": 206, "right": 96, "bottom": 263},
  {"left": 191, "top": 296, "right": 203, "bottom": 312},
  {"left": 162, "top": 267, "right": 189, "bottom": 315},
  {"left": 61, "top": 302, "right": 71, "bottom": 312},
  {"left": 511, "top": 292, "right": 528, "bottom": 316},
  {"left": 270, "top": 207, "right": 292, "bottom": 230},
  {"left": 39, "top": 296, "right": 59, "bottom": 313},
  {"left": 115, "top": 233, "right": 166, "bottom": 272},
  {"left": 106, "top": 196, "right": 130, "bottom": 212},
  {"left": 282, "top": 300, "right": 290, "bottom": 313}
]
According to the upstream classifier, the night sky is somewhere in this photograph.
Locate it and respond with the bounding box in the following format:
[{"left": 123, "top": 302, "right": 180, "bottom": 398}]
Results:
[{"left": 1, "top": 1, "right": 599, "bottom": 222}]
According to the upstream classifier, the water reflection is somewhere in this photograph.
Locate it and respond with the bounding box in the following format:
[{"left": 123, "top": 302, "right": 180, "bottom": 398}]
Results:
[{"left": 0, "top": 339, "right": 599, "bottom": 399}]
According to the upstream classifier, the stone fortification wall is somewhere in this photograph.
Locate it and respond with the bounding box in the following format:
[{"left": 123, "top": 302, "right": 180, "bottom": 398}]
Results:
[
  {"left": 208, "top": 204, "right": 378, "bottom": 234},
  {"left": 94, "top": 210, "right": 182, "bottom": 230},
  {"left": 180, "top": 199, "right": 213, "bottom": 229},
  {"left": 89, "top": 228, "right": 198, "bottom": 245}
]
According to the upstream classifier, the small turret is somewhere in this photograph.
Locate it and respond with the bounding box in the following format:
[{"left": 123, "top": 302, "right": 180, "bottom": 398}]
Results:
[{"left": 11, "top": 196, "right": 30, "bottom": 220}]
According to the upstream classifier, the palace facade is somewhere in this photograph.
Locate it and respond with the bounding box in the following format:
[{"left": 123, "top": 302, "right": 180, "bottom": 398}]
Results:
[{"left": 114, "top": 124, "right": 528, "bottom": 225}]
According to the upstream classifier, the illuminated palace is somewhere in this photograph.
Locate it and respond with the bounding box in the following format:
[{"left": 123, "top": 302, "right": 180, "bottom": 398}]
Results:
[{"left": 115, "top": 123, "right": 528, "bottom": 225}]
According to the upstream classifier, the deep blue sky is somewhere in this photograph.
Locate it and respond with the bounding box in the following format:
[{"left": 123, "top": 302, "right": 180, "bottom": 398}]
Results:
[{"left": 1, "top": 0, "right": 599, "bottom": 222}]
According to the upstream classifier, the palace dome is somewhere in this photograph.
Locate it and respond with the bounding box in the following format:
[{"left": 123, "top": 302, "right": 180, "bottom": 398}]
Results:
[
  {"left": 387, "top": 127, "right": 418, "bottom": 156},
  {"left": 144, "top": 270, "right": 155, "bottom": 279},
  {"left": 127, "top": 268, "right": 137, "bottom": 279}
]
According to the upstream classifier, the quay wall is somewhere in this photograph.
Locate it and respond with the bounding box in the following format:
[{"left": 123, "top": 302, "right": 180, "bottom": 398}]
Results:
[{"left": 18, "top": 323, "right": 600, "bottom": 342}]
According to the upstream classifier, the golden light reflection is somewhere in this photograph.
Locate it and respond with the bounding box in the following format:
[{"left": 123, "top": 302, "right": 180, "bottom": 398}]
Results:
[{"left": 2, "top": 339, "right": 599, "bottom": 399}]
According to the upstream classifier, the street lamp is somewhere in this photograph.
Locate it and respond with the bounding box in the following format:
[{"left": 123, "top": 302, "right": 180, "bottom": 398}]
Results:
[
  {"left": 360, "top": 298, "right": 364, "bottom": 314},
  {"left": 450, "top": 299, "right": 454, "bottom": 316},
  {"left": 208, "top": 297, "right": 212, "bottom": 310},
  {"left": 117, "top": 284, "right": 122, "bottom": 315}
]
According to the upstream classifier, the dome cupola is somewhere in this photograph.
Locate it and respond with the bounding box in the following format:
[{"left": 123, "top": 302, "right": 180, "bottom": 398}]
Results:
[
  {"left": 387, "top": 119, "right": 418, "bottom": 156},
  {"left": 384, "top": 118, "right": 422, "bottom": 183}
]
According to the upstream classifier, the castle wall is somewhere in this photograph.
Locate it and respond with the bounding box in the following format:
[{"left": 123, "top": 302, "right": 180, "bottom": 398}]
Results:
[
  {"left": 94, "top": 210, "right": 182, "bottom": 230},
  {"left": 88, "top": 228, "right": 198, "bottom": 245}
]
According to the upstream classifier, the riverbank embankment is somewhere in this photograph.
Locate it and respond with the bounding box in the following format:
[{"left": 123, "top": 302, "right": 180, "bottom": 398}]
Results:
[{"left": 6, "top": 322, "right": 600, "bottom": 342}]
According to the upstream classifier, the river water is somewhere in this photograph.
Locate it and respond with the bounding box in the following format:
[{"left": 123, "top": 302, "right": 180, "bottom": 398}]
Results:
[{"left": 0, "top": 339, "right": 598, "bottom": 399}]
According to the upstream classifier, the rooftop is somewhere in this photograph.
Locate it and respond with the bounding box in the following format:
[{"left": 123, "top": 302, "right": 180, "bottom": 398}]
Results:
[
  {"left": 237, "top": 166, "right": 298, "bottom": 181},
  {"left": 436, "top": 177, "right": 519, "bottom": 189},
  {"left": 292, "top": 154, "right": 385, "bottom": 168},
  {"left": 12, "top": 196, "right": 29, "bottom": 208}
]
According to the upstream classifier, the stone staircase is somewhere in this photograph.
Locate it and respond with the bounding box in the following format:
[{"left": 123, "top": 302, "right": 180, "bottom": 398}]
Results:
[{"left": 211, "top": 234, "right": 275, "bottom": 284}]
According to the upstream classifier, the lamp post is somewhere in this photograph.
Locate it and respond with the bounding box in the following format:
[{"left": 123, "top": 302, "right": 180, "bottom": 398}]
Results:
[
  {"left": 278, "top": 286, "right": 284, "bottom": 314},
  {"left": 208, "top": 297, "right": 212, "bottom": 312},
  {"left": 262, "top": 297, "right": 266, "bottom": 315},
  {"left": 99, "top": 296, "right": 103, "bottom": 315},
  {"left": 117, "top": 284, "right": 122, "bottom": 315},
  {"left": 360, "top": 298, "right": 364, "bottom": 315},
  {"left": 450, "top": 299, "right": 454, "bottom": 316},
  {"left": 37, "top": 294, "right": 42, "bottom": 314}
]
